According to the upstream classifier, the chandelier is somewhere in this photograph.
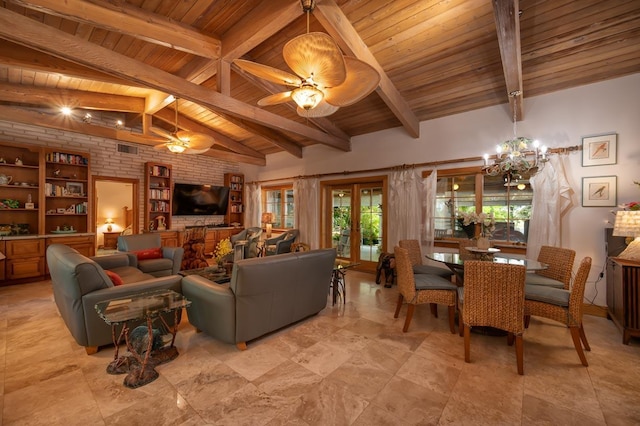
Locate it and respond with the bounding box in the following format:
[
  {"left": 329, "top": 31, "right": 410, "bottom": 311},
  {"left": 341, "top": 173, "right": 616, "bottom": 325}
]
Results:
[{"left": 482, "top": 91, "right": 548, "bottom": 182}]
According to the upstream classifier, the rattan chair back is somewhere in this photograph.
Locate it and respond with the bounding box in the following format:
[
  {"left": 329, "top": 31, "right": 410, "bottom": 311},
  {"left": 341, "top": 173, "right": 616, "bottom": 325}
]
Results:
[
  {"left": 395, "top": 246, "right": 417, "bottom": 302},
  {"left": 458, "top": 240, "right": 477, "bottom": 261},
  {"left": 398, "top": 239, "right": 422, "bottom": 266},
  {"left": 536, "top": 245, "right": 576, "bottom": 289}
]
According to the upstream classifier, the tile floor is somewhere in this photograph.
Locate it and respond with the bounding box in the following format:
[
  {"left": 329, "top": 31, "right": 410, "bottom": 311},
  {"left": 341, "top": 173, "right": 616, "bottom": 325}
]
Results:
[{"left": 1, "top": 271, "right": 639, "bottom": 425}]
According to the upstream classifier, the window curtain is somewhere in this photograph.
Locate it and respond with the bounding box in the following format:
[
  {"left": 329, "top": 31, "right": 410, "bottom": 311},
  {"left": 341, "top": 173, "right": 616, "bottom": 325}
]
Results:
[
  {"left": 293, "top": 177, "right": 319, "bottom": 248},
  {"left": 388, "top": 168, "right": 423, "bottom": 250},
  {"left": 527, "top": 155, "right": 573, "bottom": 258},
  {"left": 423, "top": 170, "right": 438, "bottom": 253},
  {"left": 244, "top": 182, "right": 261, "bottom": 228}
]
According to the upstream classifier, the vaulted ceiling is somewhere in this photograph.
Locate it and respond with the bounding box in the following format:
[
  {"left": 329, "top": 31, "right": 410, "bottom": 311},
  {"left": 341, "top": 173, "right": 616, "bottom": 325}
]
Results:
[{"left": 0, "top": 0, "right": 638, "bottom": 165}]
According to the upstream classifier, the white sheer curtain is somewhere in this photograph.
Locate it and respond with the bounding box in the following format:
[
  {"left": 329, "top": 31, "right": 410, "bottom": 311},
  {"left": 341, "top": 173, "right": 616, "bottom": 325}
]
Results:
[
  {"left": 244, "top": 182, "right": 261, "bottom": 228},
  {"left": 388, "top": 168, "right": 423, "bottom": 250},
  {"left": 527, "top": 155, "right": 573, "bottom": 258},
  {"left": 294, "top": 177, "right": 320, "bottom": 248},
  {"left": 422, "top": 170, "right": 438, "bottom": 253}
]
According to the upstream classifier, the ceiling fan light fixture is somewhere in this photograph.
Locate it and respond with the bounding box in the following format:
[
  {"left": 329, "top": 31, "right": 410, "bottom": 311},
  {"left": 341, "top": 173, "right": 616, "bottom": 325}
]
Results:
[
  {"left": 291, "top": 84, "right": 323, "bottom": 110},
  {"left": 166, "top": 141, "right": 186, "bottom": 153}
]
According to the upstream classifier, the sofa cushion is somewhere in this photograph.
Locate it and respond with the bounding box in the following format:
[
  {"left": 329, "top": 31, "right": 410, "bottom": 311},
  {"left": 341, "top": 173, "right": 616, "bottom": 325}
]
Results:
[
  {"left": 138, "top": 258, "right": 174, "bottom": 275},
  {"left": 133, "top": 247, "right": 163, "bottom": 261},
  {"left": 104, "top": 270, "right": 123, "bottom": 286},
  {"left": 109, "top": 266, "right": 155, "bottom": 284}
]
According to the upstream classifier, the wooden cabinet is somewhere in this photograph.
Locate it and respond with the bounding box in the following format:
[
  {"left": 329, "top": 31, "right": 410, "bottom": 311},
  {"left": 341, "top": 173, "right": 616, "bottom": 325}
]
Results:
[
  {"left": 607, "top": 257, "right": 640, "bottom": 344},
  {"left": 44, "top": 149, "right": 90, "bottom": 234},
  {"left": 5, "top": 238, "right": 45, "bottom": 280},
  {"left": 0, "top": 241, "right": 5, "bottom": 281},
  {"left": 0, "top": 143, "right": 42, "bottom": 236},
  {"left": 102, "top": 232, "right": 120, "bottom": 250},
  {"left": 144, "top": 162, "right": 172, "bottom": 232},
  {"left": 158, "top": 231, "right": 178, "bottom": 247},
  {"left": 203, "top": 227, "right": 243, "bottom": 255},
  {"left": 224, "top": 173, "right": 244, "bottom": 226}
]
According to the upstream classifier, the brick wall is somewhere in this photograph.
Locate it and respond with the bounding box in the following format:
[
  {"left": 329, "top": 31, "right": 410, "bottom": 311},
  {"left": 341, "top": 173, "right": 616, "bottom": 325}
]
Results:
[{"left": 0, "top": 119, "right": 240, "bottom": 231}]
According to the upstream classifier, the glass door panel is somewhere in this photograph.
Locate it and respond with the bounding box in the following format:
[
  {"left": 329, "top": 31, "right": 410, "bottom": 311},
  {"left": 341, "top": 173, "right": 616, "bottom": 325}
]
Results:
[{"left": 358, "top": 185, "right": 383, "bottom": 263}]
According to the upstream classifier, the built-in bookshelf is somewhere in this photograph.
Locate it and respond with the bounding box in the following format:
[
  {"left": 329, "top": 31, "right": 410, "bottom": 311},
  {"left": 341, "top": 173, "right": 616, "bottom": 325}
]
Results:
[
  {"left": 224, "top": 172, "right": 244, "bottom": 226},
  {"left": 144, "top": 162, "right": 172, "bottom": 232},
  {"left": 44, "top": 149, "right": 90, "bottom": 234}
]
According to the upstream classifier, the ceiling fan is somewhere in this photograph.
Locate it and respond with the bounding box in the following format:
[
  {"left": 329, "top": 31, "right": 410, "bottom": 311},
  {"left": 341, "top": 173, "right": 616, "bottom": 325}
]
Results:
[
  {"left": 151, "top": 98, "right": 215, "bottom": 154},
  {"left": 233, "top": 0, "right": 380, "bottom": 118}
]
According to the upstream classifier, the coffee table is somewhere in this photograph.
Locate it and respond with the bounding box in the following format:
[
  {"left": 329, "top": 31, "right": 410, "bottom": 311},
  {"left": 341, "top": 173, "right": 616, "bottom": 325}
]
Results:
[
  {"left": 95, "top": 289, "right": 191, "bottom": 388},
  {"left": 179, "top": 265, "right": 232, "bottom": 284}
]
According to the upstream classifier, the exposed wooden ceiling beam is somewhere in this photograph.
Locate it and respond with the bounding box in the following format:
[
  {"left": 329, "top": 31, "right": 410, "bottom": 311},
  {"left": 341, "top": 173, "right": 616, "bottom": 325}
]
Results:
[
  {"left": 153, "top": 108, "right": 266, "bottom": 160},
  {"left": 0, "top": 82, "right": 145, "bottom": 112},
  {"left": 493, "top": 0, "right": 524, "bottom": 120},
  {"left": 0, "top": 42, "right": 134, "bottom": 86},
  {"left": 314, "top": 0, "right": 420, "bottom": 138},
  {"left": 0, "top": 7, "right": 351, "bottom": 151},
  {"left": 9, "top": 0, "right": 221, "bottom": 58}
]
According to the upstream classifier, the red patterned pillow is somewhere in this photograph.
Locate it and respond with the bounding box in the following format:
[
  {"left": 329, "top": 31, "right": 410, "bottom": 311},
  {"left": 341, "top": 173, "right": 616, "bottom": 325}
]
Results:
[
  {"left": 104, "top": 270, "right": 124, "bottom": 286},
  {"left": 133, "top": 248, "right": 163, "bottom": 260}
]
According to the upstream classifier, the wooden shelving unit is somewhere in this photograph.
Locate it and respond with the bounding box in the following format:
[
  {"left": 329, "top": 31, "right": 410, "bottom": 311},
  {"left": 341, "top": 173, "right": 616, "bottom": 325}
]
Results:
[
  {"left": 144, "top": 162, "right": 172, "bottom": 232},
  {"left": 43, "top": 150, "right": 91, "bottom": 234},
  {"left": 224, "top": 172, "right": 244, "bottom": 226}
]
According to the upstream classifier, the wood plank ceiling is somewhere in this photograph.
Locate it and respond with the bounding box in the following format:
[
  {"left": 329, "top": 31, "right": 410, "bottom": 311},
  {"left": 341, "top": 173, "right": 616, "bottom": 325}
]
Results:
[{"left": 0, "top": 0, "right": 638, "bottom": 165}]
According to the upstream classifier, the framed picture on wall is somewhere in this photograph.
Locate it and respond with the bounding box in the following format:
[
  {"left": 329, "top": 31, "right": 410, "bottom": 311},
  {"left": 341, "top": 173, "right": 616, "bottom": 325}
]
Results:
[
  {"left": 582, "top": 133, "right": 617, "bottom": 166},
  {"left": 582, "top": 176, "right": 617, "bottom": 207}
]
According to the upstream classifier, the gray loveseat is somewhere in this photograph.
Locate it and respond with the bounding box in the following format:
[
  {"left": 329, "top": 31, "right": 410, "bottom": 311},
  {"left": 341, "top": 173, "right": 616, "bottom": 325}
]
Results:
[
  {"left": 182, "top": 248, "right": 336, "bottom": 350},
  {"left": 47, "top": 244, "right": 182, "bottom": 354}
]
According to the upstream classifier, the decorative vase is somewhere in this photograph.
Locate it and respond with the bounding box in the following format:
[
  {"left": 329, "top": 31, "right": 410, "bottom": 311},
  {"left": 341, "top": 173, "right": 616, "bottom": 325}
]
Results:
[{"left": 477, "top": 236, "right": 490, "bottom": 250}]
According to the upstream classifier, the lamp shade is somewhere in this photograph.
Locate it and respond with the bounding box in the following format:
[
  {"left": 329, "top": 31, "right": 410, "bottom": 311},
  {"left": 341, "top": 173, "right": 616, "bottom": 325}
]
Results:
[
  {"left": 261, "top": 212, "right": 274, "bottom": 224},
  {"left": 613, "top": 210, "right": 640, "bottom": 237}
]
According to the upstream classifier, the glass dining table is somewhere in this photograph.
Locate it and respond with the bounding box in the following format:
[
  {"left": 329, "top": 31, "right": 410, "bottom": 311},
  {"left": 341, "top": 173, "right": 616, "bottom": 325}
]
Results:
[{"left": 425, "top": 251, "right": 548, "bottom": 286}]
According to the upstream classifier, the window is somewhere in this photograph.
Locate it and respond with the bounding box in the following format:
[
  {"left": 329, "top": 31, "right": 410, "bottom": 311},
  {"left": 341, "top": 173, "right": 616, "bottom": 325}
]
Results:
[
  {"left": 433, "top": 167, "right": 533, "bottom": 243},
  {"left": 262, "top": 185, "right": 294, "bottom": 229}
]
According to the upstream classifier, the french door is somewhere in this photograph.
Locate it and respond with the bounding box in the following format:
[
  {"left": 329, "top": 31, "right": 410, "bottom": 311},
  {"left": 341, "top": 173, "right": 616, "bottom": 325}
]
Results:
[{"left": 322, "top": 177, "right": 387, "bottom": 271}]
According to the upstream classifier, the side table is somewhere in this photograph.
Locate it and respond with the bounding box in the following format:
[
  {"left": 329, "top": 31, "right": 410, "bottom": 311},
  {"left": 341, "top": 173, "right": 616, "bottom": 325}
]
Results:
[
  {"left": 95, "top": 289, "right": 191, "bottom": 388},
  {"left": 102, "top": 231, "right": 121, "bottom": 249}
]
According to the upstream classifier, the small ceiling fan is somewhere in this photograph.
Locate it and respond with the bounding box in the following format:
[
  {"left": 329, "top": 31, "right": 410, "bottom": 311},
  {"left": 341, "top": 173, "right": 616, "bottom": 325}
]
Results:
[
  {"left": 151, "top": 98, "right": 215, "bottom": 154},
  {"left": 234, "top": 0, "right": 380, "bottom": 118}
]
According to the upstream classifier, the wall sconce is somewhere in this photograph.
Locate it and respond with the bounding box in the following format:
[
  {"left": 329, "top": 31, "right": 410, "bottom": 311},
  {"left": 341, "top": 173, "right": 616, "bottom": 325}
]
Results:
[
  {"left": 105, "top": 218, "right": 114, "bottom": 232},
  {"left": 83, "top": 113, "right": 92, "bottom": 123},
  {"left": 261, "top": 212, "right": 274, "bottom": 238},
  {"left": 115, "top": 120, "right": 123, "bottom": 129}
]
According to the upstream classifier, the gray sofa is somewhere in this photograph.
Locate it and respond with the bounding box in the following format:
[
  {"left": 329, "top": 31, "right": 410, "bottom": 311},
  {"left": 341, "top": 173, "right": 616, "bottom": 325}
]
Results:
[
  {"left": 182, "top": 248, "right": 336, "bottom": 350},
  {"left": 117, "top": 233, "right": 183, "bottom": 276},
  {"left": 47, "top": 244, "right": 182, "bottom": 354}
]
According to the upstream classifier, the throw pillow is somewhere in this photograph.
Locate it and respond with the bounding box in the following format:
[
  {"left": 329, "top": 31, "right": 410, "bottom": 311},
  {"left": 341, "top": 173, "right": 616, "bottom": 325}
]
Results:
[
  {"left": 133, "top": 247, "right": 163, "bottom": 260},
  {"left": 104, "top": 270, "right": 124, "bottom": 286}
]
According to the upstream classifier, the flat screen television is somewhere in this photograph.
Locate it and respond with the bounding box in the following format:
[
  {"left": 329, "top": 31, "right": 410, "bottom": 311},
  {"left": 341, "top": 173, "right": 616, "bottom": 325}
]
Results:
[{"left": 172, "top": 183, "right": 230, "bottom": 216}]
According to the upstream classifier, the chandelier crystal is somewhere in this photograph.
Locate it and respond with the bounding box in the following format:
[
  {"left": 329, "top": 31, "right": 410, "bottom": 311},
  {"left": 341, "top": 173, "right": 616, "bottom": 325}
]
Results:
[{"left": 482, "top": 91, "right": 548, "bottom": 180}]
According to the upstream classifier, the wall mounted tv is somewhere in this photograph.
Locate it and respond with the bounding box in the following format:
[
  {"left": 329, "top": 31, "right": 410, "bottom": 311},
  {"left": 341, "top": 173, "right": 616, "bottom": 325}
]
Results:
[{"left": 172, "top": 183, "right": 230, "bottom": 216}]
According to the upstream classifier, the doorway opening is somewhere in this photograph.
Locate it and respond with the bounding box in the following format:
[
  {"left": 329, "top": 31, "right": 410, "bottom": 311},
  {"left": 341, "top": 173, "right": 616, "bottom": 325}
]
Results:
[{"left": 92, "top": 176, "right": 139, "bottom": 254}]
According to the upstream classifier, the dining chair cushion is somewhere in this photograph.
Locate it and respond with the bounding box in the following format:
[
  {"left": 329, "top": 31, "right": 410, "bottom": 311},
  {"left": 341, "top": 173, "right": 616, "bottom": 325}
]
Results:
[
  {"left": 413, "top": 264, "right": 453, "bottom": 278},
  {"left": 525, "top": 272, "right": 564, "bottom": 289},
  {"left": 524, "top": 285, "right": 570, "bottom": 307},
  {"left": 414, "top": 273, "right": 458, "bottom": 291}
]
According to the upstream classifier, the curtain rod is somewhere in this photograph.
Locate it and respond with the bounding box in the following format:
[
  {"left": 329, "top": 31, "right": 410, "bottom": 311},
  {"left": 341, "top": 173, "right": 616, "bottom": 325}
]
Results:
[{"left": 246, "top": 145, "right": 581, "bottom": 185}]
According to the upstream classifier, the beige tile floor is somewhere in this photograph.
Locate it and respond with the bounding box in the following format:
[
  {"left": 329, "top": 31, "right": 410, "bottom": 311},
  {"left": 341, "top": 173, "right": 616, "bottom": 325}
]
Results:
[{"left": 1, "top": 271, "right": 639, "bottom": 425}]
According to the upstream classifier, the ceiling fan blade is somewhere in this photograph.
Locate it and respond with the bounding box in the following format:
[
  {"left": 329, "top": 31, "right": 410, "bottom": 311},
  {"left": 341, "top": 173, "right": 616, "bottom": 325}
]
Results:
[
  {"left": 234, "top": 59, "right": 302, "bottom": 86},
  {"left": 258, "top": 91, "right": 292, "bottom": 106},
  {"left": 183, "top": 147, "right": 211, "bottom": 155},
  {"left": 324, "top": 57, "right": 380, "bottom": 107},
  {"left": 297, "top": 100, "right": 339, "bottom": 118},
  {"left": 283, "top": 32, "right": 346, "bottom": 88},
  {"left": 175, "top": 131, "right": 215, "bottom": 150}
]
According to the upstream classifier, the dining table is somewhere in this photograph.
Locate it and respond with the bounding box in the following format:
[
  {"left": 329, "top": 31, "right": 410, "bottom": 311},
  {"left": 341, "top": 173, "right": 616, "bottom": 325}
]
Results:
[{"left": 425, "top": 251, "right": 548, "bottom": 286}]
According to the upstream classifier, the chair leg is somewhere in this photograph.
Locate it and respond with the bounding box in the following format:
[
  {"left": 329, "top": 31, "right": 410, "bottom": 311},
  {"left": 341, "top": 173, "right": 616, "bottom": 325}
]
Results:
[
  {"left": 394, "top": 294, "right": 404, "bottom": 318},
  {"left": 464, "top": 325, "right": 471, "bottom": 362},
  {"left": 515, "top": 335, "right": 524, "bottom": 375},
  {"left": 403, "top": 304, "right": 415, "bottom": 332},
  {"left": 579, "top": 323, "right": 591, "bottom": 351},
  {"left": 524, "top": 314, "right": 531, "bottom": 329},
  {"left": 430, "top": 303, "right": 438, "bottom": 318},
  {"left": 507, "top": 332, "right": 515, "bottom": 346},
  {"left": 570, "top": 326, "right": 589, "bottom": 367},
  {"left": 448, "top": 305, "right": 456, "bottom": 334},
  {"left": 85, "top": 346, "right": 98, "bottom": 355},
  {"left": 458, "top": 306, "right": 464, "bottom": 337}
]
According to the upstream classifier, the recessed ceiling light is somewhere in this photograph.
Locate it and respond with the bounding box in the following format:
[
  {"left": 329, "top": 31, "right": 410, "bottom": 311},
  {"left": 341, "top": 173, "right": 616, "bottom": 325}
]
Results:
[{"left": 61, "top": 106, "right": 71, "bottom": 115}]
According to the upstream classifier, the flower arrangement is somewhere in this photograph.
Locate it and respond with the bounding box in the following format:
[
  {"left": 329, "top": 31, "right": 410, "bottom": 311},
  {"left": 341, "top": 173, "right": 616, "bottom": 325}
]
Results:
[
  {"left": 214, "top": 237, "right": 232, "bottom": 263},
  {"left": 457, "top": 211, "right": 496, "bottom": 237},
  {"left": 619, "top": 181, "right": 640, "bottom": 211}
]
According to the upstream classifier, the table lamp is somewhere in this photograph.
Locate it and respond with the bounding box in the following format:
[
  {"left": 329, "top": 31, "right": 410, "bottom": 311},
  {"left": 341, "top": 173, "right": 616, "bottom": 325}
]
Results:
[
  {"left": 261, "top": 212, "right": 274, "bottom": 238},
  {"left": 105, "top": 218, "right": 114, "bottom": 232},
  {"left": 613, "top": 210, "right": 640, "bottom": 261}
]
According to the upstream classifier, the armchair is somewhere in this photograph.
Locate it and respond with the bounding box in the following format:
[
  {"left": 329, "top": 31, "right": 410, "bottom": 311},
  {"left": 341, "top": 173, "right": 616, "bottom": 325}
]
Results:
[
  {"left": 230, "top": 227, "right": 262, "bottom": 258},
  {"left": 117, "top": 233, "right": 183, "bottom": 277},
  {"left": 265, "top": 229, "right": 299, "bottom": 256}
]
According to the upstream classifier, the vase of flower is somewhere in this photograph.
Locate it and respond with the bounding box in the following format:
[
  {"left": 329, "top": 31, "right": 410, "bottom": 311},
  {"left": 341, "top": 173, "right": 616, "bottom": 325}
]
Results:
[{"left": 477, "top": 236, "right": 490, "bottom": 250}]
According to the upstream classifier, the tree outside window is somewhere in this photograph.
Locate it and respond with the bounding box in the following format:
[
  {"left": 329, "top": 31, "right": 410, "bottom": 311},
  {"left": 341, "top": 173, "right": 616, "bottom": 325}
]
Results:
[{"left": 263, "top": 186, "right": 294, "bottom": 229}]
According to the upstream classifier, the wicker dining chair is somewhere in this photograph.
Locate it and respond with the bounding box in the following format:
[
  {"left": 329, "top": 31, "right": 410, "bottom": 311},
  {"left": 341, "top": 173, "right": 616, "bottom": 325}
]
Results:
[
  {"left": 460, "top": 260, "right": 527, "bottom": 375},
  {"left": 393, "top": 246, "right": 458, "bottom": 333},
  {"left": 398, "top": 239, "right": 453, "bottom": 279},
  {"left": 526, "top": 245, "right": 576, "bottom": 289},
  {"left": 524, "top": 256, "right": 592, "bottom": 366},
  {"left": 458, "top": 240, "right": 478, "bottom": 261}
]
